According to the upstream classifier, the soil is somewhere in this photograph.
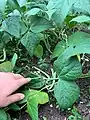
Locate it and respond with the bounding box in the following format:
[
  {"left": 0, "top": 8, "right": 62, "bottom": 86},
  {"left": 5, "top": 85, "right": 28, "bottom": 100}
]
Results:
[
  {"left": 77, "top": 78, "right": 90, "bottom": 120},
  {"left": 19, "top": 104, "right": 66, "bottom": 120},
  {"left": 39, "top": 104, "right": 66, "bottom": 120}
]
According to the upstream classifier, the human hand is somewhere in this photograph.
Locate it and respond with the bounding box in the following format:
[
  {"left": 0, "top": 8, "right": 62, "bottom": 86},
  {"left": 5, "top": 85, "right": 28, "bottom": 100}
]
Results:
[{"left": 0, "top": 72, "right": 30, "bottom": 107}]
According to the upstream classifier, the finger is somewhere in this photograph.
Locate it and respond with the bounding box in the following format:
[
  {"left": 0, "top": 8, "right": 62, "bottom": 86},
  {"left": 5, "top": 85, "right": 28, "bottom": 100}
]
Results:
[
  {"left": 7, "top": 73, "right": 24, "bottom": 80},
  {"left": 9, "top": 78, "right": 31, "bottom": 94},
  {"left": 6, "top": 78, "right": 31, "bottom": 95},
  {"left": 13, "top": 74, "right": 24, "bottom": 79},
  {"left": 16, "top": 77, "right": 30, "bottom": 88},
  {"left": 5, "top": 93, "right": 25, "bottom": 106}
]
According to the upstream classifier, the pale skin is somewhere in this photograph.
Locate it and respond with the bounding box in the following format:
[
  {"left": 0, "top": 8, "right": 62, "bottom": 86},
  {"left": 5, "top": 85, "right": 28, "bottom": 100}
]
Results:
[{"left": 0, "top": 72, "right": 29, "bottom": 108}]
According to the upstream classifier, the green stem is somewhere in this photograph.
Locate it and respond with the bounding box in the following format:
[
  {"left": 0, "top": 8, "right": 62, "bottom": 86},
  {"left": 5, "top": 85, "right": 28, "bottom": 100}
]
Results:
[
  {"left": 29, "top": 77, "right": 59, "bottom": 81},
  {"left": 32, "top": 66, "right": 50, "bottom": 78},
  {"left": 44, "top": 34, "right": 52, "bottom": 54},
  {"left": 0, "top": 48, "right": 6, "bottom": 62},
  {"left": 80, "top": 74, "right": 90, "bottom": 78}
]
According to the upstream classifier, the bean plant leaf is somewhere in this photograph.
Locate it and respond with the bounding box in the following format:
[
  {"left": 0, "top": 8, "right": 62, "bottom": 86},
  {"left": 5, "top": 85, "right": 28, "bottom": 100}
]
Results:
[
  {"left": 17, "top": 0, "right": 27, "bottom": 7},
  {"left": 8, "top": 103, "right": 21, "bottom": 111},
  {"left": 34, "top": 44, "right": 43, "bottom": 58},
  {"left": 67, "top": 32, "right": 90, "bottom": 46},
  {"left": 52, "top": 40, "right": 66, "bottom": 59},
  {"left": 70, "top": 15, "right": 90, "bottom": 23},
  {"left": 0, "top": 0, "right": 7, "bottom": 13},
  {"left": 1, "top": 16, "right": 27, "bottom": 38},
  {"left": 46, "top": 9, "right": 56, "bottom": 20},
  {"left": 26, "top": 2, "right": 47, "bottom": 11},
  {"left": 54, "top": 31, "right": 90, "bottom": 81},
  {"left": 0, "top": 32, "right": 11, "bottom": 49},
  {"left": 27, "top": 90, "right": 49, "bottom": 105},
  {"left": 27, "top": 97, "right": 38, "bottom": 120},
  {"left": 54, "top": 56, "right": 82, "bottom": 81},
  {"left": 73, "top": 0, "right": 90, "bottom": 14},
  {"left": 30, "top": 78, "right": 45, "bottom": 89},
  {"left": 59, "top": 32, "right": 90, "bottom": 61},
  {"left": 47, "top": 0, "right": 62, "bottom": 10},
  {"left": 21, "top": 32, "right": 44, "bottom": 56},
  {"left": 37, "top": 92, "right": 49, "bottom": 104},
  {"left": 25, "top": 8, "right": 41, "bottom": 17},
  {"left": 54, "top": 79, "right": 80, "bottom": 109},
  {"left": 0, "top": 109, "right": 8, "bottom": 120},
  {"left": 7, "top": 0, "right": 20, "bottom": 11},
  {"left": 27, "top": 73, "right": 45, "bottom": 89},
  {"left": 49, "top": 0, "right": 76, "bottom": 24},
  {"left": 0, "top": 61, "right": 13, "bottom": 72},
  {"left": 27, "top": 90, "right": 49, "bottom": 120},
  {"left": 30, "top": 16, "right": 53, "bottom": 33}
]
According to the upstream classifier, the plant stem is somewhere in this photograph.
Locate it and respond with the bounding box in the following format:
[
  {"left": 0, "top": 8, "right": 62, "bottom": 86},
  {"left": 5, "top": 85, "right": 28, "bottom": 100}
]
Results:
[
  {"left": 80, "top": 73, "right": 90, "bottom": 78},
  {"left": 29, "top": 77, "right": 59, "bottom": 81},
  {"left": 32, "top": 66, "right": 50, "bottom": 78},
  {"left": 0, "top": 48, "right": 6, "bottom": 62}
]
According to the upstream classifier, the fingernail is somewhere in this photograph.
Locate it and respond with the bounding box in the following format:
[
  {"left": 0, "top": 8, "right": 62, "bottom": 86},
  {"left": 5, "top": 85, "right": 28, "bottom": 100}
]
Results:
[
  {"left": 26, "top": 78, "right": 31, "bottom": 82},
  {"left": 14, "top": 74, "right": 23, "bottom": 79},
  {"left": 20, "top": 94, "right": 25, "bottom": 100}
]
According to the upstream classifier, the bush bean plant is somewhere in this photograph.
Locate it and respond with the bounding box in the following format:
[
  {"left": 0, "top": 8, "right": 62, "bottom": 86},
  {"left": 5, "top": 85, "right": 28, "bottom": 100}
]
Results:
[{"left": 0, "top": 0, "right": 90, "bottom": 120}]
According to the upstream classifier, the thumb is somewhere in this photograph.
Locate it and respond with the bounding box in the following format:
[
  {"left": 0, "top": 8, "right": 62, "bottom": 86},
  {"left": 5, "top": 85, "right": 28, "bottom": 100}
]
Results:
[{"left": 5, "top": 93, "right": 25, "bottom": 106}]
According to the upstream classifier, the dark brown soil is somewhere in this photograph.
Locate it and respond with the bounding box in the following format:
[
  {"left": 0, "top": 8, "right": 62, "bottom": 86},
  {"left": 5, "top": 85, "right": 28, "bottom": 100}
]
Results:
[
  {"left": 39, "top": 104, "right": 66, "bottom": 120},
  {"left": 77, "top": 78, "right": 90, "bottom": 120}
]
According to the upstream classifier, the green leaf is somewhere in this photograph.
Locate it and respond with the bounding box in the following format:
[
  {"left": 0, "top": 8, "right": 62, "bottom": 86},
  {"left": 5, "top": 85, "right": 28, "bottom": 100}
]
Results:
[
  {"left": 20, "top": 20, "right": 28, "bottom": 35},
  {"left": 37, "top": 92, "right": 49, "bottom": 104},
  {"left": 1, "top": 16, "right": 27, "bottom": 38},
  {"left": 46, "top": 9, "right": 56, "bottom": 20},
  {"left": 27, "top": 97, "right": 38, "bottom": 120},
  {"left": 52, "top": 40, "right": 66, "bottom": 59},
  {"left": 30, "top": 78, "right": 45, "bottom": 89},
  {"left": 29, "top": 73, "right": 45, "bottom": 89},
  {"left": 54, "top": 79, "right": 80, "bottom": 109},
  {"left": 0, "top": 109, "right": 8, "bottom": 120},
  {"left": 46, "top": 0, "right": 61, "bottom": 20},
  {"left": 0, "top": 0, "right": 7, "bottom": 13},
  {"left": 11, "top": 53, "right": 18, "bottom": 68},
  {"left": 56, "top": 32, "right": 90, "bottom": 62},
  {"left": 34, "top": 45, "right": 43, "bottom": 58},
  {"left": 27, "top": 90, "right": 49, "bottom": 120},
  {"left": 8, "top": 103, "right": 21, "bottom": 111},
  {"left": 47, "top": 0, "right": 62, "bottom": 10},
  {"left": 7, "top": 0, "right": 20, "bottom": 11},
  {"left": 73, "top": 0, "right": 90, "bottom": 14},
  {"left": 54, "top": 56, "right": 82, "bottom": 81},
  {"left": 21, "top": 32, "right": 44, "bottom": 56},
  {"left": 25, "top": 8, "right": 41, "bottom": 16},
  {"left": 0, "top": 61, "right": 13, "bottom": 72},
  {"left": 51, "top": 0, "right": 76, "bottom": 24},
  {"left": 70, "top": 15, "right": 90, "bottom": 23},
  {"left": 26, "top": 2, "right": 47, "bottom": 11},
  {"left": 0, "top": 32, "right": 11, "bottom": 49},
  {"left": 30, "top": 16, "right": 53, "bottom": 33},
  {"left": 28, "top": 90, "right": 49, "bottom": 105},
  {"left": 67, "top": 32, "right": 90, "bottom": 46},
  {"left": 17, "top": 0, "right": 27, "bottom": 7}
]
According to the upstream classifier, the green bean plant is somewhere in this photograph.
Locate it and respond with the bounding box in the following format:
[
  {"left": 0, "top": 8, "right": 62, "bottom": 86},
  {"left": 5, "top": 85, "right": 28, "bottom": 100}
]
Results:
[{"left": 0, "top": 0, "right": 90, "bottom": 120}]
